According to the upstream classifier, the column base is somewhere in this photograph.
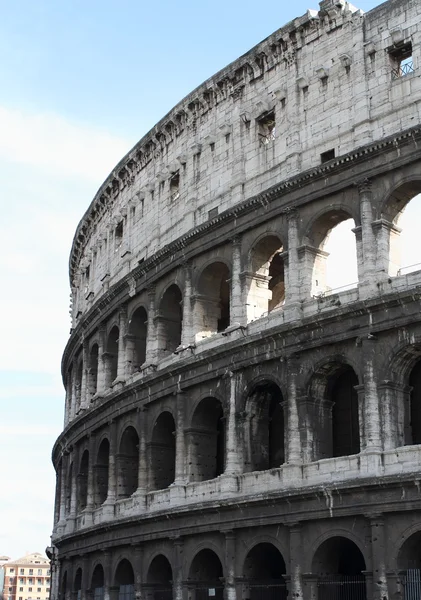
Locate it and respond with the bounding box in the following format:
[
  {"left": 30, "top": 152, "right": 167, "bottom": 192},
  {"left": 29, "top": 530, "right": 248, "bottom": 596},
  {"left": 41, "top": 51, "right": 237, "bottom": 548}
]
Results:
[
  {"left": 220, "top": 474, "right": 239, "bottom": 494},
  {"left": 132, "top": 489, "right": 147, "bottom": 510},
  {"left": 282, "top": 463, "right": 303, "bottom": 485},
  {"left": 359, "top": 450, "right": 383, "bottom": 476},
  {"left": 101, "top": 496, "right": 116, "bottom": 518},
  {"left": 169, "top": 482, "right": 187, "bottom": 505},
  {"left": 283, "top": 302, "right": 303, "bottom": 322},
  {"left": 141, "top": 363, "right": 157, "bottom": 376}
]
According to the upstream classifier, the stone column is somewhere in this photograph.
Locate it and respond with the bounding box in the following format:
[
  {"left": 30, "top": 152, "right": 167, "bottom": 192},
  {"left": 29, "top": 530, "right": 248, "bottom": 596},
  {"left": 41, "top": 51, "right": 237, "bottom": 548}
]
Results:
[
  {"left": 181, "top": 262, "right": 194, "bottom": 346},
  {"left": 358, "top": 179, "right": 378, "bottom": 296},
  {"left": 103, "top": 552, "right": 112, "bottom": 600},
  {"left": 116, "top": 307, "right": 128, "bottom": 383},
  {"left": 285, "top": 356, "right": 302, "bottom": 465},
  {"left": 360, "top": 338, "right": 382, "bottom": 453},
  {"left": 372, "top": 219, "right": 402, "bottom": 277},
  {"left": 284, "top": 210, "right": 302, "bottom": 319},
  {"left": 133, "top": 546, "right": 143, "bottom": 600},
  {"left": 172, "top": 537, "right": 184, "bottom": 600},
  {"left": 84, "top": 434, "right": 95, "bottom": 524},
  {"left": 105, "top": 420, "right": 118, "bottom": 506},
  {"left": 136, "top": 407, "right": 148, "bottom": 497},
  {"left": 69, "top": 445, "right": 79, "bottom": 519},
  {"left": 65, "top": 560, "right": 74, "bottom": 600},
  {"left": 369, "top": 514, "right": 389, "bottom": 600},
  {"left": 144, "top": 287, "right": 158, "bottom": 368},
  {"left": 352, "top": 226, "right": 365, "bottom": 285},
  {"left": 71, "top": 358, "right": 78, "bottom": 420},
  {"left": 378, "top": 381, "right": 411, "bottom": 450},
  {"left": 230, "top": 236, "right": 244, "bottom": 326},
  {"left": 81, "top": 340, "right": 89, "bottom": 409},
  {"left": 225, "top": 372, "right": 241, "bottom": 476},
  {"left": 289, "top": 523, "right": 304, "bottom": 600},
  {"left": 297, "top": 245, "right": 329, "bottom": 299},
  {"left": 96, "top": 326, "right": 107, "bottom": 397},
  {"left": 58, "top": 452, "right": 68, "bottom": 524},
  {"left": 224, "top": 530, "right": 237, "bottom": 600},
  {"left": 174, "top": 391, "right": 187, "bottom": 484},
  {"left": 64, "top": 377, "right": 72, "bottom": 427},
  {"left": 82, "top": 555, "right": 90, "bottom": 600}
]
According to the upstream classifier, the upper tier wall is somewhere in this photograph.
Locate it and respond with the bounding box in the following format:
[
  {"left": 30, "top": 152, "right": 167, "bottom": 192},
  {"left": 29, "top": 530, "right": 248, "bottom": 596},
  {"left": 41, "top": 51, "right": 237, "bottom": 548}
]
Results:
[{"left": 70, "top": 0, "right": 420, "bottom": 324}]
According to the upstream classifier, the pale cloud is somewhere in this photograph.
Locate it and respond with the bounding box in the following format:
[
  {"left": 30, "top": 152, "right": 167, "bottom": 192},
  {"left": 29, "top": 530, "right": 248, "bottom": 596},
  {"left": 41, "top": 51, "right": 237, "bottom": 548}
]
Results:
[{"left": 0, "top": 105, "right": 133, "bottom": 182}]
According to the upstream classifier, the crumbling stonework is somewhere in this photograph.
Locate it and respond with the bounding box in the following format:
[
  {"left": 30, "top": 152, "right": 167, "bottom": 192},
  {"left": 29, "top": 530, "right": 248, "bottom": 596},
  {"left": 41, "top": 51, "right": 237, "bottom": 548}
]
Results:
[{"left": 52, "top": 1, "right": 421, "bottom": 600}]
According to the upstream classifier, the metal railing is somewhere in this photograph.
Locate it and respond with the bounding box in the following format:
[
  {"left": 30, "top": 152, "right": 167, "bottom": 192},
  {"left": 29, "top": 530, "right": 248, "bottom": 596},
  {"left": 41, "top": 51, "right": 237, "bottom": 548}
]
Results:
[
  {"left": 317, "top": 575, "right": 366, "bottom": 600},
  {"left": 403, "top": 569, "right": 421, "bottom": 600},
  {"left": 397, "top": 262, "right": 421, "bottom": 276},
  {"left": 314, "top": 282, "right": 358, "bottom": 299},
  {"left": 248, "top": 582, "right": 288, "bottom": 600},
  {"left": 392, "top": 59, "right": 415, "bottom": 79}
]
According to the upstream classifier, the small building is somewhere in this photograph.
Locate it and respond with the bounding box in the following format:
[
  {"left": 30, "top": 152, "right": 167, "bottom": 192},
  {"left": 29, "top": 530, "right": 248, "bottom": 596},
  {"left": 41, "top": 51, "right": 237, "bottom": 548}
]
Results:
[{"left": 2, "top": 553, "right": 50, "bottom": 600}]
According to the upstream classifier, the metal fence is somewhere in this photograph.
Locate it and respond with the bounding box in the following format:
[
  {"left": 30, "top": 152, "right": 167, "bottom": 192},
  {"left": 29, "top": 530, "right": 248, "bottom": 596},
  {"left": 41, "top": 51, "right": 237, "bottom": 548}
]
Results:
[
  {"left": 248, "top": 582, "right": 288, "bottom": 600},
  {"left": 317, "top": 575, "right": 366, "bottom": 600},
  {"left": 392, "top": 59, "right": 415, "bottom": 79},
  {"left": 192, "top": 584, "right": 224, "bottom": 600},
  {"left": 403, "top": 569, "right": 421, "bottom": 600}
]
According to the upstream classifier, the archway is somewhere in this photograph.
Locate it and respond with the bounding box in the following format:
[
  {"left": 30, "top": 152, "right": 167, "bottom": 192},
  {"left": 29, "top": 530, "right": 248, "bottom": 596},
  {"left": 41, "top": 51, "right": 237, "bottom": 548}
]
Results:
[
  {"left": 117, "top": 427, "right": 139, "bottom": 498},
  {"left": 242, "top": 543, "right": 287, "bottom": 600},
  {"left": 188, "top": 549, "right": 224, "bottom": 600},
  {"left": 77, "top": 450, "right": 89, "bottom": 512},
  {"left": 246, "top": 236, "right": 284, "bottom": 323},
  {"left": 408, "top": 360, "right": 421, "bottom": 445},
  {"left": 127, "top": 307, "right": 148, "bottom": 373},
  {"left": 330, "top": 367, "right": 360, "bottom": 457},
  {"left": 244, "top": 382, "right": 285, "bottom": 472},
  {"left": 157, "top": 284, "right": 182, "bottom": 357},
  {"left": 149, "top": 412, "right": 176, "bottom": 490},
  {"left": 91, "top": 564, "right": 105, "bottom": 600},
  {"left": 189, "top": 397, "right": 225, "bottom": 482},
  {"left": 88, "top": 344, "right": 99, "bottom": 397},
  {"left": 195, "top": 262, "right": 230, "bottom": 339},
  {"left": 94, "top": 438, "right": 109, "bottom": 506},
  {"left": 104, "top": 326, "right": 119, "bottom": 387},
  {"left": 115, "top": 559, "right": 135, "bottom": 600},
  {"left": 305, "top": 210, "right": 358, "bottom": 297},
  {"left": 74, "top": 569, "right": 82, "bottom": 600},
  {"left": 312, "top": 536, "right": 366, "bottom": 600},
  {"left": 398, "top": 530, "right": 421, "bottom": 598},
  {"left": 146, "top": 555, "right": 173, "bottom": 600}
]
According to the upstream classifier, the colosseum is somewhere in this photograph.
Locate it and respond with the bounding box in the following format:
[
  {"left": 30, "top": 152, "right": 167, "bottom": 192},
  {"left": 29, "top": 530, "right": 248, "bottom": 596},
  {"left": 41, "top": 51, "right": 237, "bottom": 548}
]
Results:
[{"left": 50, "top": 1, "right": 421, "bottom": 599}]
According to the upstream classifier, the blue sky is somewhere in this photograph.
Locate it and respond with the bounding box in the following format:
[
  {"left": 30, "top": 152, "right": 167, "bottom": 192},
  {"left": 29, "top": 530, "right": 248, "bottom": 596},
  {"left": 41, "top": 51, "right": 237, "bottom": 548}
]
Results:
[{"left": 0, "top": 0, "right": 400, "bottom": 560}]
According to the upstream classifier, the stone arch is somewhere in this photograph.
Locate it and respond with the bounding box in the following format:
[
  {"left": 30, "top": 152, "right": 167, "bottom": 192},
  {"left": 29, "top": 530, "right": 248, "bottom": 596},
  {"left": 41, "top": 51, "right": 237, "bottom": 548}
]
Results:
[
  {"left": 157, "top": 284, "right": 182, "bottom": 357},
  {"left": 243, "top": 380, "right": 285, "bottom": 472},
  {"left": 188, "top": 549, "right": 224, "bottom": 600},
  {"left": 91, "top": 564, "right": 105, "bottom": 600},
  {"left": 311, "top": 535, "right": 367, "bottom": 599},
  {"left": 74, "top": 568, "right": 82, "bottom": 600},
  {"left": 145, "top": 554, "right": 173, "bottom": 600},
  {"left": 94, "top": 437, "right": 109, "bottom": 506},
  {"left": 104, "top": 325, "right": 119, "bottom": 387},
  {"left": 307, "top": 359, "right": 360, "bottom": 460},
  {"left": 398, "top": 530, "right": 421, "bottom": 570},
  {"left": 242, "top": 542, "right": 287, "bottom": 600},
  {"left": 149, "top": 412, "right": 176, "bottom": 490},
  {"left": 246, "top": 234, "right": 285, "bottom": 323},
  {"left": 188, "top": 397, "right": 225, "bottom": 482},
  {"left": 88, "top": 342, "right": 99, "bottom": 397},
  {"left": 114, "top": 559, "right": 135, "bottom": 600},
  {"left": 117, "top": 426, "right": 139, "bottom": 498},
  {"left": 127, "top": 305, "right": 148, "bottom": 373},
  {"left": 303, "top": 207, "right": 358, "bottom": 297},
  {"left": 77, "top": 449, "right": 89, "bottom": 512},
  {"left": 193, "top": 261, "right": 231, "bottom": 339}
]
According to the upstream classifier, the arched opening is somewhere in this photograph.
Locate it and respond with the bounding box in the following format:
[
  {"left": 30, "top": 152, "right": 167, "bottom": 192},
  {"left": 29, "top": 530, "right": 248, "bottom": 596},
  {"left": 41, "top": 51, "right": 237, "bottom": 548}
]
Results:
[
  {"left": 195, "top": 262, "right": 231, "bottom": 339},
  {"left": 188, "top": 549, "right": 224, "bottom": 600},
  {"left": 189, "top": 397, "right": 225, "bottom": 482},
  {"left": 305, "top": 210, "right": 358, "bottom": 297},
  {"left": 312, "top": 537, "right": 367, "bottom": 600},
  {"left": 127, "top": 307, "right": 148, "bottom": 373},
  {"left": 242, "top": 543, "right": 287, "bottom": 600},
  {"left": 65, "top": 462, "right": 73, "bottom": 515},
  {"left": 115, "top": 559, "right": 135, "bottom": 600},
  {"left": 94, "top": 438, "right": 109, "bottom": 506},
  {"left": 382, "top": 181, "right": 421, "bottom": 277},
  {"left": 74, "top": 569, "right": 82, "bottom": 600},
  {"left": 91, "top": 565, "right": 105, "bottom": 600},
  {"left": 157, "top": 284, "right": 182, "bottom": 357},
  {"left": 408, "top": 359, "right": 421, "bottom": 445},
  {"left": 149, "top": 412, "right": 176, "bottom": 490},
  {"left": 117, "top": 427, "right": 139, "bottom": 498},
  {"left": 329, "top": 367, "right": 360, "bottom": 457},
  {"left": 244, "top": 382, "right": 285, "bottom": 472},
  {"left": 146, "top": 555, "right": 173, "bottom": 600},
  {"left": 104, "top": 326, "right": 119, "bottom": 387},
  {"left": 77, "top": 450, "right": 89, "bottom": 512},
  {"left": 246, "top": 236, "right": 284, "bottom": 323},
  {"left": 398, "top": 530, "right": 421, "bottom": 595},
  {"left": 88, "top": 344, "right": 99, "bottom": 397}
]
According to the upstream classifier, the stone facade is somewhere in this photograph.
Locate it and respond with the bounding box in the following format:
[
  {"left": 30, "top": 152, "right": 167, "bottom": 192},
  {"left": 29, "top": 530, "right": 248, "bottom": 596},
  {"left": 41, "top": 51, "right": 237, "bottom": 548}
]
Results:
[{"left": 52, "top": 1, "right": 421, "bottom": 600}]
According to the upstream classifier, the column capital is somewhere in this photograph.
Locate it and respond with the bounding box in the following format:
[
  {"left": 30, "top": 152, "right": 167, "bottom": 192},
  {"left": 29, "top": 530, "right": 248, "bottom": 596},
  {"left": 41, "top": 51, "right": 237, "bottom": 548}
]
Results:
[
  {"left": 283, "top": 206, "right": 299, "bottom": 221},
  {"left": 356, "top": 177, "right": 372, "bottom": 195},
  {"left": 231, "top": 234, "right": 242, "bottom": 247}
]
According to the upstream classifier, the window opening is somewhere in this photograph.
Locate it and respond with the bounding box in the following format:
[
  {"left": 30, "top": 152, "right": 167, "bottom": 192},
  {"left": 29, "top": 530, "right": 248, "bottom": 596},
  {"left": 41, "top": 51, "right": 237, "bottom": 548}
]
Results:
[
  {"left": 115, "top": 221, "right": 124, "bottom": 251},
  {"left": 321, "top": 149, "right": 335, "bottom": 163},
  {"left": 258, "top": 110, "right": 276, "bottom": 145},
  {"left": 208, "top": 207, "right": 218, "bottom": 220},
  {"left": 170, "top": 171, "right": 180, "bottom": 201},
  {"left": 390, "top": 42, "right": 414, "bottom": 78}
]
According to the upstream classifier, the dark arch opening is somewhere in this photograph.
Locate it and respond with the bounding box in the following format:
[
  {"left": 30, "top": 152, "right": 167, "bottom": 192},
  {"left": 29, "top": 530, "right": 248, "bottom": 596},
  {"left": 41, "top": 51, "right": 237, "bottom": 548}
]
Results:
[
  {"left": 243, "top": 543, "right": 287, "bottom": 600},
  {"left": 188, "top": 549, "right": 224, "bottom": 600},
  {"left": 94, "top": 438, "right": 109, "bottom": 506},
  {"left": 245, "top": 382, "right": 285, "bottom": 472},
  {"left": 75, "top": 358, "right": 83, "bottom": 412},
  {"left": 91, "top": 565, "right": 105, "bottom": 600},
  {"left": 74, "top": 568, "right": 82, "bottom": 600},
  {"left": 149, "top": 412, "right": 176, "bottom": 490},
  {"left": 398, "top": 531, "right": 421, "bottom": 571},
  {"left": 146, "top": 555, "right": 173, "bottom": 600},
  {"left": 312, "top": 537, "right": 366, "bottom": 600},
  {"left": 128, "top": 307, "right": 148, "bottom": 372},
  {"left": 65, "top": 462, "right": 73, "bottom": 515},
  {"left": 115, "top": 559, "right": 135, "bottom": 600},
  {"left": 196, "top": 262, "right": 231, "bottom": 337},
  {"left": 409, "top": 360, "right": 421, "bottom": 445},
  {"left": 88, "top": 344, "right": 99, "bottom": 397},
  {"left": 189, "top": 397, "right": 225, "bottom": 482},
  {"left": 247, "top": 235, "right": 284, "bottom": 322},
  {"left": 329, "top": 367, "right": 360, "bottom": 457},
  {"left": 158, "top": 285, "right": 182, "bottom": 357},
  {"left": 105, "top": 326, "right": 119, "bottom": 387},
  {"left": 117, "top": 427, "right": 139, "bottom": 498},
  {"left": 77, "top": 450, "right": 89, "bottom": 512}
]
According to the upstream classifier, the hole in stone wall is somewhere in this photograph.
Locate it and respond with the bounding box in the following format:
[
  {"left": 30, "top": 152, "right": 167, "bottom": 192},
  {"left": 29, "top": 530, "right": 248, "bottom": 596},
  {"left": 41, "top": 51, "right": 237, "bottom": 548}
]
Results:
[
  {"left": 128, "top": 307, "right": 148, "bottom": 372},
  {"left": 257, "top": 110, "right": 276, "bottom": 145},
  {"left": 189, "top": 397, "right": 225, "bottom": 482},
  {"left": 150, "top": 412, "right": 176, "bottom": 490},
  {"left": 196, "top": 262, "right": 230, "bottom": 338},
  {"left": 320, "top": 149, "right": 335, "bottom": 163},
  {"left": 77, "top": 450, "right": 89, "bottom": 511},
  {"left": 117, "top": 427, "right": 139, "bottom": 498},
  {"left": 94, "top": 438, "right": 109, "bottom": 506},
  {"left": 104, "top": 326, "right": 119, "bottom": 386},
  {"left": 158, "top": 284, "right": 183, "bottom": 356}
]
